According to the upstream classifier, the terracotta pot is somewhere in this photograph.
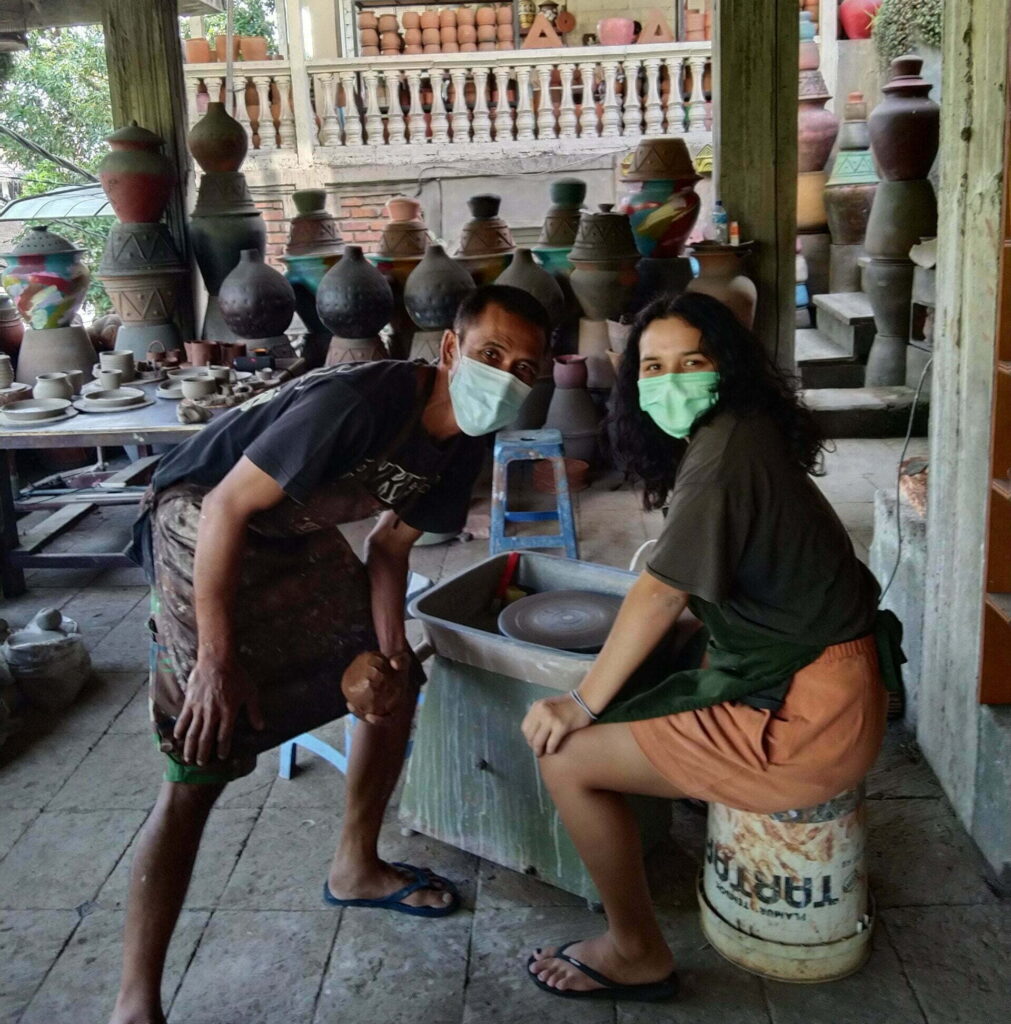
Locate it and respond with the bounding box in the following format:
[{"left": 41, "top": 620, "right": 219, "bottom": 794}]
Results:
[
  {"left": 569, "top": 208, "right": 638, "bottom": 263},
  {"left": 798, "top": 69, "right": 838, "bottom": 173},
  {"left": 568, "top": 261, "right": 638, "bottom": 322},
  {"left": 218, "top": 249, "right": 296, "bottom": 338},
  {"left": 379, "top": 221, "right": 429, "bottom": 259},
  {"left": 597, "top": 18, "right": 635, "bottom": 46},
  {"left": 404, "top": 44, "right": 424, "bottom": 54},
  {"left": 476, "top": 24, "right": 496, "bottom": 42},
  {"left": 797, "top": 170, "right": 829, "bottom": 231},
  {"left": 361, "top": 28, "right": 380, "bottom": 46},
  {"left": 240, "top": 36, "right": 268, "bottom": 61},
  {"left": 384, "top": 196, "right": 420, "bottom": 223},
  {"left": 404, "top": 244, "right": 476, "bottom": 330},
  {"left": 1, "top": 226, "right": 90, "bottom": 330},
  {"left": 316, "top": 246, "right": 394, "bottom": 339},
  {"left": 553, "top": 354, "right": 588, "bottom": 389},
  {"left": 496, "top": 247, "right": 565, "bottom": 325},
  {"left": 442, "top": 26, "right": 458, "bottom": 44},
  {"left": 622, "top": 137, "right": 698, "bottom": 183},
  {"left": 402, "top": 28, "right": 420, "bottom": 45},
  {"left": 458, "top": 9, "right": 475, "bottom": 27},
  {"left": 477, "top": 42, "right": 496, "bottom": 51},
  {"left": 423, "top": 44, "right": 442, "bottom": 54},
  {"left": 379, "top": 14, "right": 399, "bottom": 32},
  {"left": 475, "top": 7, "right": 497, "bottom": 27},
  {"left": 383, "top": 31, "right": 404, "bottom": 48},
  {"left": 403, "top": 12, "right": 420, "bottom": 29},
  {"left": 286, "top": 196, "right": 344, "bottom": 258},
  {"left": 868, "top": 56, "right": 940, "bottom": 181},
  {"left": 864, "top": 179, "right": 937, "bottom": 259},
  {"left": 358, "top": 12, "right": 378, "bottom": 30},
  {"left": 190, "top": 213, "right": 266, "bottom": 294},
  {"left": 458, "top": 194, "right": 515, "bottom": 256},
  {"left": 362, "top": 45, "right": 380, "bottom": 56},
  {"left": 0, "top": 292, "right": 25, "bottom": 364},
  {"left": 188, "top": 102, "right": 248, "bottom": 173},
  {"left": 214, "top": 35, "right": 240, "bottom": 61},
  {"left": 685, "top": 242, "right": 758, "bottom": 328},
  {"left": 459, "top": 42, "right": 477, "bottom": 52},
  {"left": 184, "top": 37, "right": 211, "bottom": 63},
  {"left": 497, "top": 25, "right": 513, "bottom": 42},
  {"left": 443, "top": 42, "right": 460, "bottom": 53},
  {"left": 98, "top": 122, "right": 176, "bottom": 225},
  {"left": 839, "top": 0, "right": 881, "bottom": 40},
  {"left": 442, "top": 10, "right": 458, "bottom": 28},
  {"left": 458, "top": 24, "right": 477, "bottom": 44}
]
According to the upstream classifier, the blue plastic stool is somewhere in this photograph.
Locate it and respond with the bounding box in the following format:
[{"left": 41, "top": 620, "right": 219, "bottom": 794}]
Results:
[{"left": 490, "top": 428, "right": 579, "bottom": 559}]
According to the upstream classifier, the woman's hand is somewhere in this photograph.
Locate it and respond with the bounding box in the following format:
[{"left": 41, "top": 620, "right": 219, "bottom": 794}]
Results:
[
  {"left": 175, "top": 656, "right": 265, "bottom": 766},
  {"left": 341, "top": 650, "right": 410, "bottom": 724},
  {"left": 521, "top": 693, "right": 595, "bottom": 757}
]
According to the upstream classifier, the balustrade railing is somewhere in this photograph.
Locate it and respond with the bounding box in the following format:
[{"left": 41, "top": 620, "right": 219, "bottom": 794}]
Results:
[{"left": 183, "top": 41, "right": 712, "bottom": 160}]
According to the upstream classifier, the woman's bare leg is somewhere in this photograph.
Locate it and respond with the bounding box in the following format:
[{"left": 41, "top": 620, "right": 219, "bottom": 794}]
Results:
[{"left": 529, "top": 722, "right": 684, "bottom": 993}]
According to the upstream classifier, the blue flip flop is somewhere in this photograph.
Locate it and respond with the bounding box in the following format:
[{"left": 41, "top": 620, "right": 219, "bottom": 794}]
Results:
[
  {"left": 322, "top": 861, "right": 461, "bottom": 918},
  {"left": 527, "top": 941, "right": 679, "bottom": 1002}
]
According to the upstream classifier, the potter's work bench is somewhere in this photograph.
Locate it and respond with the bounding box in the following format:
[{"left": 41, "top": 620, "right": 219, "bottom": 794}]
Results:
[{"left": 0, "top": 400, "right": 201, "bottom": 596}]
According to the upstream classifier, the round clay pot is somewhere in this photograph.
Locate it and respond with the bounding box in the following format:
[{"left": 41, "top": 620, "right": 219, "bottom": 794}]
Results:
[
  {"left": 358, "top": 12, "right": 377, "bottom": 30},
  {"left": 495, "top": 40, "right": 512, "bottom": 50},
  {"left": 382, "top": 48, "right": 403, "bottom": 57},
  {"left": 798, "top": 70, "right": 838, "bottom": 173},
  {"left": 404, "top": 244, "right": 476, "bottom": 330},
  {"left": 442, "top": 26, "right": 458, "bottom": 44},
  {"left": 622, "top": 137, "right": 697, "bottom": 183},
  {"left": 475, "top": 6, "right": 496, "bottom": 27},
  {"left": 362, "top": 45, "right": 380, "bottom": 56},
  {"left": 420, "top": 11, "right": 441, "bottom": 29},
  {"left": 402, "top": 12, "right": 420, "bottom": 29},
  {"left": 386, "top": 196, "right": 422, "bottom": 222},
  {"left": 545, "top": 386, "right": 601, "bottom": 462},
  {"left": 403, "top": 28, "right": 420, "bottom": 45},
  {"left": 32, "top": 372, "right": 74, "bottom": 401},
  {"left": 497, "top": 7, "right": 513, "bottom": 25},
  {"left": 458, "top": 194, "right": 515, "bottom": 256},
  {"left": 423, "top": 44, "right": 442, "bottom": 54},
  {"left": 441, "top": 9, "right": 458, "bottom": 27},
  {"left": 184, "top": 37, "right": 211, "bottom": 63},
  {"left": 864, "top": 179, "right": 937, "bottom": 259},
  {"left": 316, "top": 246, "right": 394, "bottom": 339},
  {"left": 214, "top": 35, "right": 240, "bottom": 61},
  {"left": 460, "top": 42, "right": 478, "bottom": 52},
  {"left": 569, "top": 209, "right": 638, "bottom": 263},
  {"left": 240, "top": 36, "right": 268, "bottom": 61},
  {"left": 382, "top": 31, "right": 403, "bottom": 48},
  {"left": 378, "top": 14, "right": 399, "bottom": 32},
  {"left": 839, "top": 0, "right": 881, "bottom": 40},
  {"left": 553, "top": 354, "right": 588, "bottom": 389},
  {"left": 868, "top": 55, "right": 940, "bottom": 180},
  {"left": 617, "top": 179, "right": 701, "bottom": 259},
  {"left": 477, "top": 42, "right": 496, "bottom": 51},
  {"left": 458, "top": 24, "right": 477, "bottom": 44},
  {"left": 404, "top": 45, "right": 423, "bottom": 54},
  {"left": 187, "top": 102, "right": 248, "bottom": 173},
  {"left": 218, "top": 249, "right": 296, "bottom": 338},
  {"left": 457, "top": 9, "right": 475, "bottom": 27},
  {"left": 568, "top": 261, "right": 638, "bottom": 322},
  {"left": 497, "top": 24, "right": 514, "bottom": 41},
  {"left": 1, "top": 226, "right": 90, "bottom": 330},
  {"left": 98, "top": 122, "right": 176, "bottom": 225},
  {"left": 824, "top": 182, "right": 877, "bottom": 246},
  {"left": 190, "top": 213, "right": 267, "bottom": 294},
  {"left": 0, "top": 292, "right": 25, "bottom": 363},
  {"left": 685, "top": 242, "right": 758, "bottom": 328},
  {"left": 597, "top": 17, "right": 635, "bottom": 45},
  {"left": 496, "top": 247, "right": 565, "bottom": 325},
  {"left": 443, "top": 43, "right": 460, "bottom": 52},
  {"left": 476, "top": 24, "right": 496, "bottom": 42},
  {"left": 797, "top": 170, "right": 829, "bottom": 232},
  {"left": 861, "top": 256, "right": 915, "bottom": 336},
  {"left": 420, "top": 27, "right": 438, "bottom": 44},
  {"left": 360, "top": 28, "right": 379, "bottom": 46},
  {"left": 286, "top": 199, "right": 344, "bottom": 258}
]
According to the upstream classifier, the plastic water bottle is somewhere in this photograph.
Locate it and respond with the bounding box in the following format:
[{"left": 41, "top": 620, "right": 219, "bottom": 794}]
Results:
[{"left": 711, "top": 200, "right": 729, "bottom": 244}]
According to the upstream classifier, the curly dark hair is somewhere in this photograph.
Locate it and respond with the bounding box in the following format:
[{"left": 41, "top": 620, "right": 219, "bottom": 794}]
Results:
[{"left": 605, "top": 291, "right": 826, "bottom": 511}]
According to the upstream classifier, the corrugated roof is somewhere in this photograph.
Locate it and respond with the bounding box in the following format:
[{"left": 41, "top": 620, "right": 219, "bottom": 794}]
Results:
[{"left": 0, "top": 183, "right": 112, "bottom": 221}]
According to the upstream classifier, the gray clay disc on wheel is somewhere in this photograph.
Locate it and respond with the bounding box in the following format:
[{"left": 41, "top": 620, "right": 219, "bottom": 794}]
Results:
[{"left": 498, "top": 589, "right": 623, "bottom": 653}]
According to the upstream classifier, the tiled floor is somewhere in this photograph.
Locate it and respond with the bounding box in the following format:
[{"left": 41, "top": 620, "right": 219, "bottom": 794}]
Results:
[{"left": 3, "top": 437, "right": 1007, "bottom": 1024}]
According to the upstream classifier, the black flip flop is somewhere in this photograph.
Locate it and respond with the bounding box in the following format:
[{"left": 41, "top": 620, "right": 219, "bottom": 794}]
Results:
[
  {"left": 322, "top": 862, "right": 460, "bottom": 918},
  {"left": 526, "top": 941, "right": 679, "bottom": 1002}
]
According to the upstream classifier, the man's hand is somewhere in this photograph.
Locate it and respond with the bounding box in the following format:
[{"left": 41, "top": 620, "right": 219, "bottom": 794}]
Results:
[
  {"left": 521, "top": 693, "right": 594, "bottom": 757},
  {"left": 341, "top": 650, "right": 410, "bottom": 724},
  {"left": 174, "top": 656, "right": 265, "bottom": 766}
]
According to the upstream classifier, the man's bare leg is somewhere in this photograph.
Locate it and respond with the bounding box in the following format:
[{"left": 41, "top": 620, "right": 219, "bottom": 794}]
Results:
[
  {"left": 327, "top": 681, "right": 453, "bottom": 910},
  {"left": 109, "top": 780, "right": 224, "bottom": 1024}
]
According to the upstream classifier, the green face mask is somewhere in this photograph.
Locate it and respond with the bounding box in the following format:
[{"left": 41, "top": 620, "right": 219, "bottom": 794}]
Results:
[{"left": 637, "top": 371, "right": 720, "bottom": 438}]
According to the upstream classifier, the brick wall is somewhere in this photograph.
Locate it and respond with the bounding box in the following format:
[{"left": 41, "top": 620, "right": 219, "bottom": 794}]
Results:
[
  {"left": 339, "top": 195, "right": 394, "bottom": 248},
  {"left": 254, "top": 197, "right": 289, "bottom": 269}
]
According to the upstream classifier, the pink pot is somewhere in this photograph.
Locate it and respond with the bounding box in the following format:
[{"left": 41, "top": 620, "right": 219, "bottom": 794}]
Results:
[
  {"left": 597, "top": 18, "right": 635, "bottom": 46},
  {"left": 386, "top": 196, "right": 422, "bottom": 222},
  {"left": 839, "top": 0, "right": 881, "bottom": 40},
  {"left": 553, "top": 354, "right": 588, "bottom": 389}
]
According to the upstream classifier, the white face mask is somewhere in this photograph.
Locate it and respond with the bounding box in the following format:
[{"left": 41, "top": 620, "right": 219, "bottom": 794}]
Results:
[{"left": 448, "top": 354, "right": 532, "bottom": 436}]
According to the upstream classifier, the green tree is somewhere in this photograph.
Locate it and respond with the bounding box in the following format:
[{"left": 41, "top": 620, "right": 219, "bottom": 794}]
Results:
[{"left": 204, "top": 0, "right": 278, "bottom": 50}]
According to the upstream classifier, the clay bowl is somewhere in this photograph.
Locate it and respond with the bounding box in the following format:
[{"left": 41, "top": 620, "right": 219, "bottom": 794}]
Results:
[
  {"left": 181, "top": 376, "right": 218, "bottom": 400},
  {"left": 80, "top": 386, "right": 146, "bottom": 409},
  {"left": 2, "top": 398, "right": 71, "bottom": 421}
]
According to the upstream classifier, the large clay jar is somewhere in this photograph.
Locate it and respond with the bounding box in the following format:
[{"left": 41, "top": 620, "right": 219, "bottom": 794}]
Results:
[
  {"left": 537, "top": 178, "right": 586, "bottom": 248},
  {"left": 545, "top": 381, "right": 601, "bottom": 463},
  {"left": 0, "top": 291, "right": 25, "bottom": 364},
  {"left": 569, "top": 207, "right": 639, "bottom": 264},
  {"left": 316, "top": 246, "right": 394, "bottom": 340},
  {"left": 568, "top": 262, "right": 638, "bottom": 322},
  {"left": 864, "top": 180, "right": 937, "bottom": 259},
  {"left": 404, "top": 244, "right": 476, "bottom": 330},
  {"left": 496, "top": 247, "right": 565, "bottom": 326},
  {"left": 218, "top": 249, "right": 295, "bottom": 338},
  {"left": 685, "top": 242, "right": 758, "bottom": 328},
  {"left": 379, "top": 196, "right": 429, "bottom": 258},
  {"left": 190, "top": 214, "right": 267, "bottom": 294},
  {"left": 286, "top": 189, "right": 344, "bottom": 256},
  {"left": 798, "top": 69, "right": 839, "bottom": 173},
  {"left": 1, "top": 226, "right": 91, "bottom": 330},
  {"left": 187, "top": 101, "right": 249, "bottom": 173},
  {"left": 621, "top": 137, "right": 697, "bottom": 183},
  {"left": 617, "top": 179, "right": 701, "bottom": 259},
  {"left": 868, "top": 56, "right": 940, "bottom": 181},
  {"left": 98, "top": 123, "right": 176, "bottom": 224},
  {"left": 457, "top": 194, "right": 515, "bottom": 256},
  {"left": 839, "top": 0, "right": 881, "bottom": 40}
]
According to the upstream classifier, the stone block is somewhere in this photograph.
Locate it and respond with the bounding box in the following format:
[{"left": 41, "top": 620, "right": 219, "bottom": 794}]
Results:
[
  {"left": 0, "top": 728, "right": 95, "bottom": 811},
  {"left": 815, "top": 291, "right": 877, "bottom": 360},
  {"left": 477, "top": 860, "right": 584, "bottom": 910},
  {"left": 48, "top": 729, "right": 161, "bottom": 811},
  {"left": 0, "top": 910, "right": 79, "bottom": 1023}
]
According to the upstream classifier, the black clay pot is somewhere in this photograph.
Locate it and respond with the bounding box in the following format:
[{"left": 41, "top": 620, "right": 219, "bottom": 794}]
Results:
[
  {"left": 404, "top": 244, "right": 476, "bottom": 330},
  {"left": 316, "top": 246, "right": 394, "bottom": 339},
  {"left": 190, "top": 213, "right": 266, "bottom": 294},
  {"left": 496, "top": 247, "right": 565, "bottom": 326},
  {"left": 218, "top": 249, "right": 296, "bottom": 339}
]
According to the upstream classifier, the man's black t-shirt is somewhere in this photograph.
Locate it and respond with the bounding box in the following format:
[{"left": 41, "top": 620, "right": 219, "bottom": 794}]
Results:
[{"left": 150, "top": 361, "right": 484, "bottom": 534}]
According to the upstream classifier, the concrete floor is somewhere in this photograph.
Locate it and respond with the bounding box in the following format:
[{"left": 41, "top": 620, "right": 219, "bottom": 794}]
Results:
[{"left": 2, "top": 438, "right": 1009, "bottom": 1024}]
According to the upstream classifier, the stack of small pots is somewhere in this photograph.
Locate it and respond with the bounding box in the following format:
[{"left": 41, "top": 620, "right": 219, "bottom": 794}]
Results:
[
  {"left": 455, "top": 193, "right": 515, "bottom": 285},
  {"left": 568, "top": 205, "right": 639, "bottom": 389},
  {"left": 532, "top": 177, "right": 586, "bottom": 276},
  {"left": 796, "top": 10, "right": 839, "bottom": 298},
  {"left": 187, "top": 102, "right": 267, "bottom": 342},
  {"left": 862, "top": 55, "right": 939, "bottom": 386},
  {"left": 316, "top": 245, "right": 394, "bottom": 363},
  {"left": 617, "top": 137, "right": 701, "bottom": 313},
  {"left": 96, "top": 123, "right": 188, "bottom": 360},
  {"left": 823, "top": 92, "right": 879, "bottom": 293},
  {"left": 403, "top": 243, "right": 476, "bottom": 362},
  {"left": 280, "top": 189, "right": 345, "bottom": 367}
]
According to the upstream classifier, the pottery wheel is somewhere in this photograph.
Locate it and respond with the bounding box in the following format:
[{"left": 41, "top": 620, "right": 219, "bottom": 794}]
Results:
[{"left": 498, "top": 589, "right": 623, "bottom": 653}]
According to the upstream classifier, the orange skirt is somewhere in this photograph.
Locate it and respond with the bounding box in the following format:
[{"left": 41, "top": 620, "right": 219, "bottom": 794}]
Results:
[{"left": 629, "top": 634, "right": 887, "bottom": 813}]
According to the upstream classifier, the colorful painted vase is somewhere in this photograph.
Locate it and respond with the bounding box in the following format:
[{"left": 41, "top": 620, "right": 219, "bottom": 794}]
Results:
[
  {"left": 0, "top": 226, "right": 90, "bottom": 330},
  {"left": 98, "top": 122, "right": 176, "bottom": 224},
  {"left": 617, "top": 179, "right": 702, "bottom": 259}
]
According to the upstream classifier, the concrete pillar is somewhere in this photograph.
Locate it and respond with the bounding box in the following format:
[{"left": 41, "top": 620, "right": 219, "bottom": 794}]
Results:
[{"left": 305, "top": 0, "right": 341, "bottom": 58}]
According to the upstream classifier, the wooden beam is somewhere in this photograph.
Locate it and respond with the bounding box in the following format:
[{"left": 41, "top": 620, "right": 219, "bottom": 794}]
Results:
[
  {"left": 101, "top": 0, "right": 196, "bottom": 339},
  {"left": 713, "top": 0, "right": 798, "bottom": 368}
]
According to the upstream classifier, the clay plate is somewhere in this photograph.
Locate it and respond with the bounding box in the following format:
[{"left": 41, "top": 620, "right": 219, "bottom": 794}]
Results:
[
  {"left": 77, "top": 386, "right": 147, "bottom": 409},
  {"left": 498, "top": 589, "right": 623, "bottom": 653},
  {"left": 1, "top": 398, "right": 72, "bottom": 421}
]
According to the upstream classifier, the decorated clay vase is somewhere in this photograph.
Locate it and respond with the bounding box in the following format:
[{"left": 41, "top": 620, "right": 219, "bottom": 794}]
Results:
[
  {"left": 187, "top": 101, "right": 249, "bottom": 173},
  {"left": 98, "top": 122, "right": 176, "bottom": 225},
  {"left": 0, "top": 291, "right": 25, "bottom": 363},
  {"left": 404, "top": 244, "right": 476, "bottom": 330},
  {"left": 379, "top": 196, "right": 429, "bottom": 258},
  {"left": 617, "top": 179, "right": 701, "bottom": 259},
  {"left": 798, "top": 69, "right": 839, "bottom": 173},
  {"left": 569, "top": 207, "right": 639, "bottom": 264},
  {"left": 316, "top": 246, "right": 394, "bottom": 340},
  {"left": 621, "top": 137, "right": 697, "bottom": 183},
  {"left": 286, "top": 189, "right": 344, "bottom": 257},
  {"left": 868, "top": 56, "right": 940, "bottom": 181},
  {"left": 218, "top": 249, "right": 295, "bottom": 338},
  {"left": 537, "top": 177, "right": 586, "bottom": 250},
  {"left": 496, "top": 247, "right": 565, "bottom": 326},
  {"left": 685, "top": 242, "right": 758, "bottom": 328},
  {"left": 0, "top": 226, "right": 90, "bottom": 330},
  {"left": 457, "top": 194, "right": 514, "bottom": 256}
]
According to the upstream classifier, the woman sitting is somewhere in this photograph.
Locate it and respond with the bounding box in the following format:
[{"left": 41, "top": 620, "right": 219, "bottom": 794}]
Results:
[{"left": 521, "top": 292, "right": 902, "bottom": 1002}]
